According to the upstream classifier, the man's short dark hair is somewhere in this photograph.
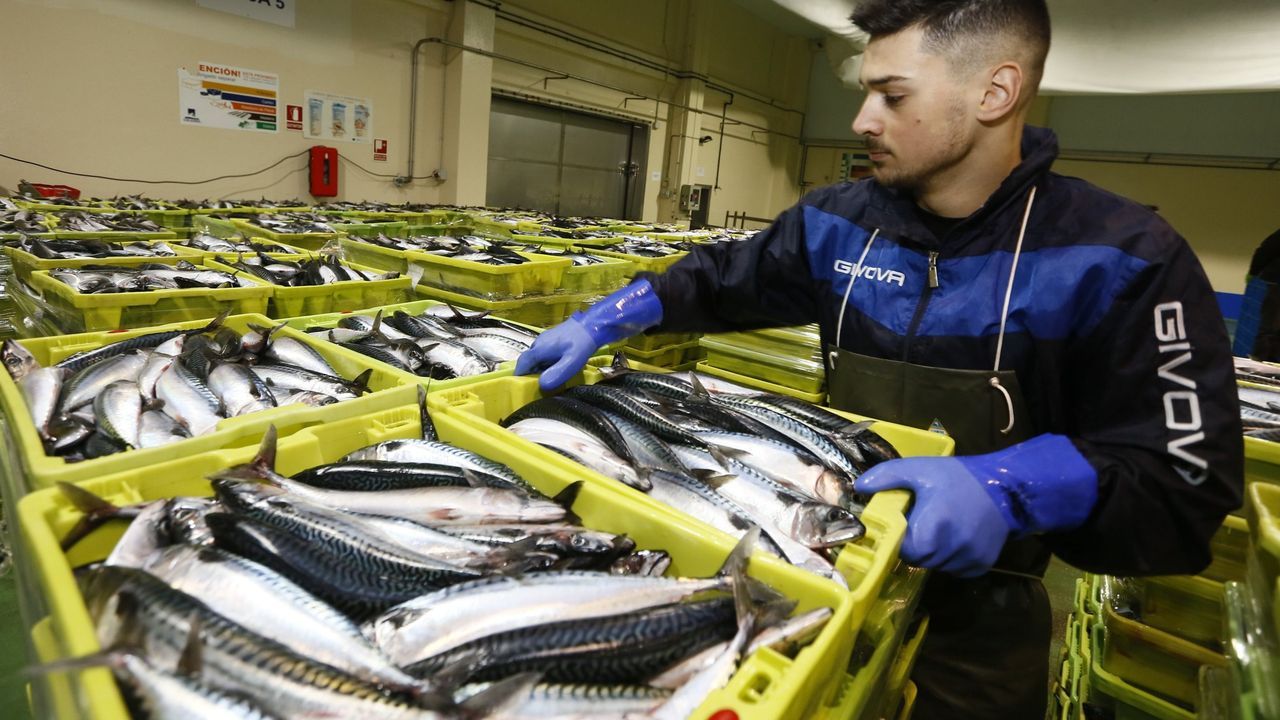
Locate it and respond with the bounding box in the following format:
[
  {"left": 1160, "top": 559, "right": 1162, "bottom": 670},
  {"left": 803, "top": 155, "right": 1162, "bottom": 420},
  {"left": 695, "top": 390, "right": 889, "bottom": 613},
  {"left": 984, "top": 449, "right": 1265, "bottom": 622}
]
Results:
[{"left": 851, "top": 0, "right": 1051, "bottom": 93}]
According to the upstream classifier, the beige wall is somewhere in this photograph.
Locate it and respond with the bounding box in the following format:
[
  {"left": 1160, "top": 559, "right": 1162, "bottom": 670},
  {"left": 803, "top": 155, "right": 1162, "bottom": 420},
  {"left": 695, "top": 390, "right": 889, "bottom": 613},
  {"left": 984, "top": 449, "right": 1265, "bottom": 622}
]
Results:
[
  {"left": 487, "top": 0, "right": 811, "bottom": 221},
  {"left": 0, "top": 0, "right": 459, "bottom": 203},
  {"left": 1051, "top": 160, "right": 1280, "bottom": 294}
]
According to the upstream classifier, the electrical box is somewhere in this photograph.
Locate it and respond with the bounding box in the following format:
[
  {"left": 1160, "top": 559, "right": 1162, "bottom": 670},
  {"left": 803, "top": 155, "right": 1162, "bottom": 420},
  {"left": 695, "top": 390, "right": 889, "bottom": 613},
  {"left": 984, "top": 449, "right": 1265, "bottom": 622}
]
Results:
[
  {"left": 680, "top": 184, "right": 713, "bottom": 229},
  {"left": 309, "top": 146, "right": 339, "bottom": 197}
]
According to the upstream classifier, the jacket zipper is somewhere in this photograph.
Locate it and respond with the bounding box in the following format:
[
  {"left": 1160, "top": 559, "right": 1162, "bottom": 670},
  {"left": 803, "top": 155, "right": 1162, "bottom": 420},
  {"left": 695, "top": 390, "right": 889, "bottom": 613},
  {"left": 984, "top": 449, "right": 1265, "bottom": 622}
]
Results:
[{"left": 902, "top": 251, "right": 939, "bottom": 362}]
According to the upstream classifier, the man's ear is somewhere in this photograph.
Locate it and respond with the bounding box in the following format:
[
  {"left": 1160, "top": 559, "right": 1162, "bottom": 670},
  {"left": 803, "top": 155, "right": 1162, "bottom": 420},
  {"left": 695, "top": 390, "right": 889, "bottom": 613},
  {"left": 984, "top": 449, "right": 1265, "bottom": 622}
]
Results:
[{"left": 977, "top": 62, "right": 1025, "bottom": 123}]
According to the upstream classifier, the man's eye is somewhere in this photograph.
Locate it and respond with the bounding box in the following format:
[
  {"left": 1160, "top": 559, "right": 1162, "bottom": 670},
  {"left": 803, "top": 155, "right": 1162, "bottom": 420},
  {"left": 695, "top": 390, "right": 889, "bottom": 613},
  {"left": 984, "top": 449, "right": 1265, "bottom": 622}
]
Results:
[{"left": 884, "top": 95, "right": 905, "bottom": 107}]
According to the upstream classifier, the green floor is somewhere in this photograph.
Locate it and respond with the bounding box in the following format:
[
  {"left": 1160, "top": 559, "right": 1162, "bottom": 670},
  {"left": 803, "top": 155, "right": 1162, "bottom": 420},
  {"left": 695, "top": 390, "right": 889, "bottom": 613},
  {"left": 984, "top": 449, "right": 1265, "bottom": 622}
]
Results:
[{"left": 1, "top": 571, "right": 32, "bottom": 720}]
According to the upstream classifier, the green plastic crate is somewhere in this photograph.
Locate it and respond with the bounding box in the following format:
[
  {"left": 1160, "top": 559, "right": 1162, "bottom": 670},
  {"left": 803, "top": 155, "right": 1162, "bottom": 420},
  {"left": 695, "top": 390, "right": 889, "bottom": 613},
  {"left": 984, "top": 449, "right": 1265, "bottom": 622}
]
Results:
[
  {"left": 2, "top": 239, "right": 204, "bottom": 283},
  {"left": 0, "top": 313, "right": 418, "bottom": 491},
  {"left": 1088, "top": 621, "right": 1198, "bottom": 720},
  {"left": 180, "top": 236, "right": 314, "bottom": 263},
  {"left": 513, "top": 233, "right": 625, "bottom": 249},
  {"left": 338, "top": 237, "right": 571, "bottom": 299},
  {"left": 46, "top": 210, "right": 176, "bottom": 239},
  {"left": 1205, "top": 515, "right": 1251, "bottom": 584},
  {"left": 415, "top": 284, "right": 594, "bottom": 328},
  {"left": 190, "top": 214, "right": 243, "bottom": 239},
  {"left": 695, "top": 362, "right": 828, "bottom": 404},
  {"left": 26, "top": 264, "right": 272, "bottom": 333},
  {"left": 1223, "top": 580, "right": 1279, "bottom": 720},
  {"left": 105, "top": 207, "right": 192, "bottom": 229},
  {"left": 204, "top": 256, "right": 414, "bottom": 319}
]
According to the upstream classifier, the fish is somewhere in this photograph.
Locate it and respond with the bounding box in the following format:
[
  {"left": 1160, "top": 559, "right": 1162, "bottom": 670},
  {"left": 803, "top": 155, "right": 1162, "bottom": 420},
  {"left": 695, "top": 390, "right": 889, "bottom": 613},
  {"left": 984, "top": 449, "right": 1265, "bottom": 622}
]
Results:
[
  {"left": 138, "top": 410, "right": 191, "bottom": 449},
  {"left": 18, "top": 366, "right": 65, "bottom": 443},
  {"left": 59, "top": 352, "right": 149, "bottom": 413},
  {"left": 139, "top": 543, "right": 426, "bottom": 690},
  {"left": 208, "top": 363, "right": 277, "bottom": 417},
  {"left": 369, "top": 531, "right": 756, "bottom": 671},
  {"left": 156, "top": 357, "right": 222, "bottom": 436},
  {"left": 53, "top": 311, "right": 228, "bottom": 374},
  {"left": 47, "top": 262, "right": 245, "bottom": 293},
  {"left": 83, "top": 566, "right": 458, "bottom": 718},
  {"left": 93, "top": 380, "right": 142, "bottom": 449},
  {"left": 506, "top": 417, "right": 649, "bottom": 491}
]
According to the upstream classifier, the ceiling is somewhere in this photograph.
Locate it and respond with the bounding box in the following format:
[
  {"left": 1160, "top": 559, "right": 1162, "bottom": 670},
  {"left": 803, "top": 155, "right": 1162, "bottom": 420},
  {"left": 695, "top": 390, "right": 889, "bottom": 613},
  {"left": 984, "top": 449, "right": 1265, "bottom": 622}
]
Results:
[{"left": 736, "top": 0, "right": 1280, "bottom": 94}]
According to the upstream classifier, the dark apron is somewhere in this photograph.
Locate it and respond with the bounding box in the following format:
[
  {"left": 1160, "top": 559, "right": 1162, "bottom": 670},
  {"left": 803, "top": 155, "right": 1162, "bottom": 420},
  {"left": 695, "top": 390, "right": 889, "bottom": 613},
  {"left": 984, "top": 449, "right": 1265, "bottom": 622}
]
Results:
[{"left": 828, "top": 348, "right": 1052, "bottom": 720}]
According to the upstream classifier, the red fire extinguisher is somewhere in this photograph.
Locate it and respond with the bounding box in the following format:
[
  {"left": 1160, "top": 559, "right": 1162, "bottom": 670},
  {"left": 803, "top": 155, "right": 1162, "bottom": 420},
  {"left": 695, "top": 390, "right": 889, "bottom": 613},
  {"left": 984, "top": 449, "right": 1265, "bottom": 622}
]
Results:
[{"left": 309, "top": 146, "right": 338, "bottom": 197}]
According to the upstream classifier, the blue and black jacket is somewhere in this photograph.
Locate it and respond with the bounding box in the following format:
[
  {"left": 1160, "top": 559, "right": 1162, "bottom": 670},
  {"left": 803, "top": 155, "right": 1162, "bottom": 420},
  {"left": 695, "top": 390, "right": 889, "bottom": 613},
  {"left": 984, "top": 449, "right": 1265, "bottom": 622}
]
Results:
[{"left": 646, "top": 126, "right": 1243, "bottom": 577}]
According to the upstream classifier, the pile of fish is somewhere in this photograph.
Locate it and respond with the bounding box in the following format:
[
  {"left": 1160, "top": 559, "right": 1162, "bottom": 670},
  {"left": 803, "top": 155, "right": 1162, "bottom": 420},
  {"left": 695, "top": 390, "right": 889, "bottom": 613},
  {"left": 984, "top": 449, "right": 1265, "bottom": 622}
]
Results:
[
  {"left": 1235, "top": 357, "right": 1280, "bottom": 440},
  {"left": 175, "top": 198, "right": 310, "bottom": 210},
  {"left": 241, "top": 212, "right": 339, "bottom": 234},
  {"left": 2, "top": 314, "right": 374, "bottom": 460},
  {"left": 49, "top": 412, "right": 828, "bottom": 719},
  {"left": 95, "top": 196, "right": 175, "bottom": 211},
  {"left": 502, "top": 358, "right": 901, "bottom": 582},
  {"left": 0, "top": 208, "right": 50, "bottom": 234},
  {"left": 361, "top": 233, "right": 532, "bottom": 265},
  {"left": 514, "top": 244, "right": 611, "bottom": 267},
  {"left": 611, "top": 236, "right": 697, "bottom": 257},
  {"left": 178, "top": 231, "right": 291, "bottom": 255},
  {"left": 302, "top": 306, "right": 537, "bottom": 378},
  {"left": 6, "top": 236, "right": 178, "bottom": 260},
  {"left": 50, "top": 211, "right": 167, "bottom": 233},
  {"left": 47, "top": 261, "right": 255, "bottom": 294},
  {"left": 313, "top": 201, "right": 408, "bottom": 213},
  {"left": 221, "top": 253, "right": 402, "bottom": 287}
]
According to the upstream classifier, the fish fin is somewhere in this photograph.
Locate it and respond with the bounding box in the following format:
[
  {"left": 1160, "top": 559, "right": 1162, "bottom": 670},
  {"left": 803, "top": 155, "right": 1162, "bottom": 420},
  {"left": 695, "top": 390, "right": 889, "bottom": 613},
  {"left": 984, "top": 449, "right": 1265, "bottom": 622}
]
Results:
[
  {"left": 706, "top": 445, "right": 749, "bottom": 465},
  {"left": 460, "top": 469, "right": 487, "bottom": 489},
  {"left": 730, "top": 558, "right": 757, "bottom": 639},
  {"left": 23, "top": 649, "right": 124, "bottom": 678},
  {"left": 417, "top": 385, "right": 439, "bottom": 441},
  {"left": 176, "top": 615, "right": 203, "bottom": 678},
  {"left": 457, "top": 671, "right": 541, "bottom": 718},
  {"left": 207, "top": 426, "right": 288, "bottom": 486},
  {"left": 691, "top": 468, "right": 736, "bottom": 489},
  {"left": 688, "top": 373, "right": 712, "bottom": 399},
  {"left": 348, "top": 368, "right": 374, "bottom": 396},
  {"left": 56, "top": 482, "right": 124, "bottom": 552},
  {"left": 716, "top": 526, "right": 760, "bottom": 578},
  {"left": 187, "top": 309, "right": 230, "bottom": 337},
  {"left": 551, "top": 481, "right": 584, "bottom": 524},
  {"left": 487, "top": 538, "right": 557, "bottom": 575},
  {"left": 597, "top": 351, "right": 632, "bottom": 381},
  {"left": 833, "top": 419, "right": 875, "bottom": 438}
]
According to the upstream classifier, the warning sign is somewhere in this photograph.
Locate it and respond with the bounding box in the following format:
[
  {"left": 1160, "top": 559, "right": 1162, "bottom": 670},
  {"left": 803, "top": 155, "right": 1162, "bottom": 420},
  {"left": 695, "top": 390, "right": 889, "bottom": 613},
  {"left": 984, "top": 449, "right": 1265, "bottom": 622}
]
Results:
[
  {"left": 373, "top": 138, "right": 388, "bottom": 162},
  {"left": 286, "top": 105, "right": 303, "bottom": 130}
]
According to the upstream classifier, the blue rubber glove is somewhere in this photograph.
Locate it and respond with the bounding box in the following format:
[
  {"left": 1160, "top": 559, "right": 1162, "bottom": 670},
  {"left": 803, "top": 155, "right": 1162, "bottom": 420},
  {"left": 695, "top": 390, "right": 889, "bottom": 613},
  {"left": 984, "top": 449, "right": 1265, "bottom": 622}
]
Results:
[
  {"left": 514, "top": 279, "right": 663, "bottom": 391},
  {"left": 856, "top": 434, "right": 1098, "bottom": 577}
]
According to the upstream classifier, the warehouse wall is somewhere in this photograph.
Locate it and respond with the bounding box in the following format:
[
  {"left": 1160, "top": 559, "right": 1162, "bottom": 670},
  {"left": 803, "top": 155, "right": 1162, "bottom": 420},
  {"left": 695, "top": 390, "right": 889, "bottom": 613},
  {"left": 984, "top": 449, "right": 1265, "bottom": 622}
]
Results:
[
  {"left": 0, "top": 0, "right": 457, "bottom": 203},
  {"left": 490, "top": 0, "right": 812, "bottom": 222}
]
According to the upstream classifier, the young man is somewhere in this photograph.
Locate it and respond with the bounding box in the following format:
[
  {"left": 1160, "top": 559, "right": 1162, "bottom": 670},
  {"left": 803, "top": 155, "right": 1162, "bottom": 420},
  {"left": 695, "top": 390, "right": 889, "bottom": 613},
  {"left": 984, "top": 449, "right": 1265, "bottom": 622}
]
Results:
[{"left": 516, "top": 0, "right": 1243, "bottom": 716}]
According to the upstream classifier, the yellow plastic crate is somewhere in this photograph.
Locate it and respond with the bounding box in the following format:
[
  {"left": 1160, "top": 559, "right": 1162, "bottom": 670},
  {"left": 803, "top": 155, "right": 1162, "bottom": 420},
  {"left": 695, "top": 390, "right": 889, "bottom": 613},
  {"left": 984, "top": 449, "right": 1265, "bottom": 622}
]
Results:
[
  {"left": 279, "top": 299, "right": 543, "bottom": 385},
  {"left": 0, "top": 313, "right": 418, "bottom": 491},
  {"left": 591, "top": 247, "right": 688, "bottom": 277},
  {"left": 1244, "top": 436, "right": 1280, "bottom": 488},
  {"left": 545, "top": 250, "right": 633, "bottom": 296},
  {"left": 181, "top": 236, "right": 314, "bottom": 263},
  {"left": 701, "top": 335, "right": 826, "bottom": 394},
  {"left": 45, "top": 209, "right": 177, "bottom": 239},
  {"left": 1248, "top": 482, "right": 1280, "bottom": 600},
  {"left": 26, "top": 264, "right": 272, "bottom": 333},
  {"left": 1205, "top": 515, "right": 1250, "bottom": 584},
  {"left": 230, "top": 218, "right": 340, "bottom": 251},
  {"left": 878, "top": 615, "right": 930, "bottom": 720},
  {"left": 190, "top": 214, "right": 242, "bottom": 239},
  {"left": 414, "top": 284, "right": 593, "bottom": 328},
  {"left": 1125, "top": 576, "right": 1225, "bottom": 649},
  {"left": 894, "top": 681, "right": 917, "bottom": 720},
  {"left": 512, "top": 233, "right": 625, "bottom": 249},
  {"left": 102, "top": 207, "right": 192, "bottom": 229},
  {"left": 2, "top": 239, "right": 204, "bottom": 283},
  {"left": 621, "top": 339, "right": 705, "bottom": 369},
  {"left": 1088, "top": 621, "right": 1198, "bottom": 720},
  {"left": 814, "top": 563, "right": 928, "bottom": 720},
  {"left": 426, "top": 364, "right": 954, "bottom": 719},
  {"left": 626, "top": 332, "right": 701, "bottom": 352},
  {"left": 695, "top": 362, "right": 828, "bottom": 404},
  {"left": 330, "top": 221, "right": 409, "bottom": 239},
  {"left": 337, "top": 237, "right": 571, "bottom": 299},
  {"left": 17, "top": 405, "right": 426, "bottom": 720},
  {"left": 204, "top": 256, "right": 414, "bottom": 319},
  {"left": 1223, "top": 580, "right": 1280, "bottom": 720},
  {"left": 1097, "top": 603, "right": 1226, "bottom": 709}
]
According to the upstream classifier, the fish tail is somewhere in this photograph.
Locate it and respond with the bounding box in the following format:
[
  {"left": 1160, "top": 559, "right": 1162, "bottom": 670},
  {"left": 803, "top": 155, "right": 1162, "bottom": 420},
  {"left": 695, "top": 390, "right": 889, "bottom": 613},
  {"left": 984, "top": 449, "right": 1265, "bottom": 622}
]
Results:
[
  {"left": 56, "top": 482, "right": 124, "bottom": 552},
  {"left": 207, "top": 425, "right": 286, "bottom": 486},
  {"left": 188, "top": 309, "right": 231, "bottom": 336},
  {"left": 457, "top": 671, "right": 540, "bottom": 718},
  {"left": 551, "top": 480, "right": 585, "bottom": 524},
  {"left": 418, "top": 385, "right": 438, "bottom": 441}
]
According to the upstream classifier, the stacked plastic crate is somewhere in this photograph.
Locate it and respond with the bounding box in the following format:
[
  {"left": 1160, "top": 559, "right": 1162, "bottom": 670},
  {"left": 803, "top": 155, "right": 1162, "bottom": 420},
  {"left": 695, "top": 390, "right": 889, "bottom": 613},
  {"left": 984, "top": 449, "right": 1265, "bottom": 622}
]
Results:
[{"left": 699, "top": 325, "right": 827, "bottom": 402}]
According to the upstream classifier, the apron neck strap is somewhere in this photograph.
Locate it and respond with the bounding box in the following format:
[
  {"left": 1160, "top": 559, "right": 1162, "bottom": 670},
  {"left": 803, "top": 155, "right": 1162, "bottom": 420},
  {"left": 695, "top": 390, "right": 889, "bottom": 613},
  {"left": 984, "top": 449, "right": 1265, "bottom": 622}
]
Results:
[
  {"left": 992, "top": 185, "right": 1038, "bottom": 435},
  {"left": 835, "top": 227, "right": 880, "bottom": 349}
]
